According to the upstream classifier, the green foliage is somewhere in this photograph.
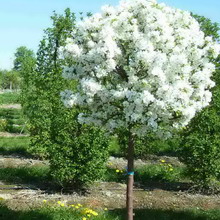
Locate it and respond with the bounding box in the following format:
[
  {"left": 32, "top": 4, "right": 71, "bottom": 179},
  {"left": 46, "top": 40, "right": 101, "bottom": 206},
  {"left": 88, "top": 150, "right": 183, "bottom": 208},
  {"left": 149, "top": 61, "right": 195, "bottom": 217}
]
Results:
[
  {"left": 13, "top": 46, "right": 36, "bottom": 108},
  {"left": 192, "top": 14, "right": 220, "bottom": 42},
  {"left": 0, "top": 70, "right": 21, "bottom": 90},
  {"left": 13, "top": 46, "right": 35, "bottom": 72},
  {"left": 23, "top": 8, "right": 77, "bottom": 157},
  {"left": 21, "top": 9, "right": 109, "bottom": 188},
  {"left": 0, "top": 119, "right": 7, "bottom": 131},
  {"left": 50, "top": 123, "right": 109, "bottom": 188},
  {"left": 179, "top": 15, "right": 220, "bottom": 189},
  {"left": 117, "top": 130, "right": 179, "bottom": 159}
]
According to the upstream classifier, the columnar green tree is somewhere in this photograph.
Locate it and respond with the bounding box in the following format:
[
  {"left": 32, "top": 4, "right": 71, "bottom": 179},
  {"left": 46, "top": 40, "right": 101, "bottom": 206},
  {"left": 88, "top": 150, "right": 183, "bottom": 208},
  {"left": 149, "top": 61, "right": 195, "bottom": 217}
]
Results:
[
  {"left": 23, "top": 9, "right": 109, "bottom": 188},
  {"left": 13, "top": 46, "right": 36, "bottom": 107}
]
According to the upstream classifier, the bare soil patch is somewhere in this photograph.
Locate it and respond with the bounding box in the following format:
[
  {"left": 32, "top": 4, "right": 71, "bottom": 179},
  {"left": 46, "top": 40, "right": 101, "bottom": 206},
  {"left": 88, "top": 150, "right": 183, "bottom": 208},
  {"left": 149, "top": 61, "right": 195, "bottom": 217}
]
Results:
[
  {"left": 0, "top": 132, "right": 28, "bottom": 137},
  {"left": 0, "top": 104, "right": 21, "bottom": 109}
]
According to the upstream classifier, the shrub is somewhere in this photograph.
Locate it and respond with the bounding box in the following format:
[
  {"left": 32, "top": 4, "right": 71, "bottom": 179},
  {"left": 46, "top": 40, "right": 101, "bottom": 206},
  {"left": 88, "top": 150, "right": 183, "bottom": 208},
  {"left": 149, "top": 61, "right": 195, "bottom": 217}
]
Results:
[
  {"left": 50, "top": 121, "right": 109, "bottom": 188},
  {"left": 179, "top": 91, "right": 220, "bottom": 190}
]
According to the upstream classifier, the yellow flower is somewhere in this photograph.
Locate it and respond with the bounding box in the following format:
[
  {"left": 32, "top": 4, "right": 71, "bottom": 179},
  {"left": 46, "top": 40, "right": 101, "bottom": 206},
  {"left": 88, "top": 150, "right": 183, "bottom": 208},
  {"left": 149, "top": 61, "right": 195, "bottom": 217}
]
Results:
[
  {"left": 75, "top": 206, "right": 79, "bottom": 209},
  {"left": 169, "top": 168, "right": 174, "bottom": 171},
  {"left": 87, "top": 214, "right": 91, "bottom": 217},
  {"left": 60, "top": 203, "right": 65, "bottom": 207},
  {"left": 104, "top": 208, "right": 108, "bottom": 211},
  {"left": 70, "top": 204, "right": 75, "bottom": 207},
  {"left": 57, "top": 201, "right": 61, "bottom": 204},
  {"left": 116, "top": 169, "right": 120, "bottom": 173},
  {"left": 160, "top": 159, "right": 165, "bottom": 163},
  {"left": 43, "top": 200, "right": 47, "bottom": 203},
  {"left": 91, "top": 211, "right": 98, "bottom": 216},
  {"left": 78, "top": 203, "right": 82, "bottom": 207},
  {"left": 82, "top": 218, "right": 87, "bottom": 220}
]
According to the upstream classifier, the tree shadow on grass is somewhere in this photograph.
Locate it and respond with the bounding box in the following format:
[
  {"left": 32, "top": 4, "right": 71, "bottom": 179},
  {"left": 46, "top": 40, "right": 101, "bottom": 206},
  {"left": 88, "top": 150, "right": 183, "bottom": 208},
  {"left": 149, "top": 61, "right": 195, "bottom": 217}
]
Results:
[
  {"left": 0, "top": 146, "right": 33, "bottom": 158},
  {"left": 107, "top": 208, "right": 220, "bottom": 220},
  {"left": 0, "top": 203, "right": 52, "bottom": 220},
  {"left": 104, "top": 167, "right": 191, "bottom": 192},
  {"left": 0, "top": 166, "right": 98, "bottom": 195},
  {"left": 0, "top": 166, "right": 54, "bottom": 190}
]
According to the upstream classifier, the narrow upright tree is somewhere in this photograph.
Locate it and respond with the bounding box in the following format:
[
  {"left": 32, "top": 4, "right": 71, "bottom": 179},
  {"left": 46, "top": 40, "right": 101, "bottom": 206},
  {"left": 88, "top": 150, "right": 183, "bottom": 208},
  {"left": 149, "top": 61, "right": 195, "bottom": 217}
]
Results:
[
  {"left": 13, "top": 46, "right": 36, "bottom": 107},
  {"left": 60, "top": 0, "right": 220, "bottom": 219},
  {"left": 13, "top": 46, "right": 35, "bottom": 72}
]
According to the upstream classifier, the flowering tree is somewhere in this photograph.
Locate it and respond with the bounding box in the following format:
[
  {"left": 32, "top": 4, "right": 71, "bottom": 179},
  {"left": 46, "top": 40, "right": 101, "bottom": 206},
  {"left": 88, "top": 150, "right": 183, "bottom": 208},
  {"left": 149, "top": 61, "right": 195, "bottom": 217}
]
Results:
[{"left": 60, "top": 0, "right": 220, "bottom": 219}]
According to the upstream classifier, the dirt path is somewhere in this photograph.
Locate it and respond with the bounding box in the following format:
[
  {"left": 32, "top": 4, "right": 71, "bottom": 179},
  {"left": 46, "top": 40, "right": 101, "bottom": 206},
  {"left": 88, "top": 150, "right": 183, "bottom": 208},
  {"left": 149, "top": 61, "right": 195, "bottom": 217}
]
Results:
[
  {"left": 1, "top": 179, "right": 220, "bottom": 211},
  {"left": 0, "top": 104, "right": 21, "bottom": 109},
  {"left": 0, "top": 132, "right": 28, "bottom": 137}
]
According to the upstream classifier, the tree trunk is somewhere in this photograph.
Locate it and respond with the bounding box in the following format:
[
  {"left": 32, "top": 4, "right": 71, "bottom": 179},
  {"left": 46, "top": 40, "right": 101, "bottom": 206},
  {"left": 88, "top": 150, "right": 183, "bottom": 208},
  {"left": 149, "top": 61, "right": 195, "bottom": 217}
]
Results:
[{"left": 126, "top": 131, "right": 135, "bottom": 220}]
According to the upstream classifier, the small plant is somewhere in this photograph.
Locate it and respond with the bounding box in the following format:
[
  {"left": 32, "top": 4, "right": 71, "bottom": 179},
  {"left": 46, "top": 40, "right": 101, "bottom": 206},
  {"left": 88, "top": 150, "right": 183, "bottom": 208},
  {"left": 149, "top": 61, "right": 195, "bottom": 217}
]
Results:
[{"left": 0, "top": 119, "right": 7, "bottom": 132}]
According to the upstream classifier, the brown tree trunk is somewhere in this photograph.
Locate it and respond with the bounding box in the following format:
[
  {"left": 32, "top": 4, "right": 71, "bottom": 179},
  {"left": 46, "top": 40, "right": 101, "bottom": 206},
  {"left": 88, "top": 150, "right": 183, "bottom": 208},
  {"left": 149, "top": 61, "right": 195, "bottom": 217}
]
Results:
[{"left": 126, "top": 131, "right": 135, "bottom": 220}]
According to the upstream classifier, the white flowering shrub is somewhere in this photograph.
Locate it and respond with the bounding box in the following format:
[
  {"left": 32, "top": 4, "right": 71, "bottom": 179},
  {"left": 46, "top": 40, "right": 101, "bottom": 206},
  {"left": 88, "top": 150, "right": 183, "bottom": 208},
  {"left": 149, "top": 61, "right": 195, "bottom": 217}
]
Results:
[{"left": 61, "top": 0, "right": 220, "bottom": 137}]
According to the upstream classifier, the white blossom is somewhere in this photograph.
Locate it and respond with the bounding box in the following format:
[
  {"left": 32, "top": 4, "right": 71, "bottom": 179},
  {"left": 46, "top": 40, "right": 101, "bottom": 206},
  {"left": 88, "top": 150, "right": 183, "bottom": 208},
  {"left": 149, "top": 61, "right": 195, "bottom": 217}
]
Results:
[{"left": 61, "top": 0, "right": 220, "bottom": 137}]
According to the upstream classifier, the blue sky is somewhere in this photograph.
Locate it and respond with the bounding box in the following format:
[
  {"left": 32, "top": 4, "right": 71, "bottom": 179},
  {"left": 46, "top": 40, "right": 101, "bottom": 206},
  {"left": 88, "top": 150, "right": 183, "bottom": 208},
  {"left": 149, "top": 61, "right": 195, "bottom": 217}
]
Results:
[{"left": 1, "top": 0, "right": 220, "bottom": 70}]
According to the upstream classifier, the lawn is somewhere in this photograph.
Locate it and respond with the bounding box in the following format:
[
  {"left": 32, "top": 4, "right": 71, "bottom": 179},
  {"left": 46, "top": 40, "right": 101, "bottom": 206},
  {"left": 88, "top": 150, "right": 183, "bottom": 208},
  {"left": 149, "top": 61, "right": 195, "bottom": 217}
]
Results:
[
  {"left": 1, "top": 202, "right": 220, "bottom": 220},
  {"left": 0, "top": 92, "right": 20, "bottom": 105}
]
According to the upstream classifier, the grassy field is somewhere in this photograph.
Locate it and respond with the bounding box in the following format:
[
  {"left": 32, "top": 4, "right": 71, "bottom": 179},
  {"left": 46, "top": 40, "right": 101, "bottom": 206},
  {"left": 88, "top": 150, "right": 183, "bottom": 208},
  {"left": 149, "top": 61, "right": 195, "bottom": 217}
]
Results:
[
  {"left": 1, "top": 202, "right": 220, "bottom": 220},
  {"left": 0, "top": 92, "right": 20, "bottom": 105},
  {"left": 0, "top": 137, "right": 30, "bottom": 156},
  {"left": 0, "top": 108, "right": 28, "bottom": 134}
]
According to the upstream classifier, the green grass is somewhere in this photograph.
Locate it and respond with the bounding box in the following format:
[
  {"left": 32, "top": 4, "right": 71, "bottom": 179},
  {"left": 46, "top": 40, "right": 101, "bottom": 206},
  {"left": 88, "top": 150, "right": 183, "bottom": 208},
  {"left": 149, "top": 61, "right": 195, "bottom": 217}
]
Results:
[
  {"left": 0, "top": 108, "right": 28, "bottom": 133},
  {"left": 6, "top": 118, "right": 26, "bottom": 125},
  {"left": 0, "top": 203, "right": 119, "bottom": 220},
  {"left": 103, "top": 163, "right": 185, "bottom": 186},
  {"left": 0, "top": 137, "right": 30, "bottom": 157},
  {"left": 0, "top": 165, "right": 51, "bottom": 188},
  {"left": 0, "top": 92, "right": 20, "bottom": 104},
  {"left": 135, "top": 164, "right": 185, "bottom": 184},
  {"left": 0, "top": 108, "right": 22, "bottom": 120},
  {"left": 113, "top": 208, "right": 220, "bottom": 220},
  {"left": 4, "top": 124, "right": 28, "bottom": 134},
  {"left": 1, "top": 203, "right": 220, "bottom": 220},
  {"left": 103, "top": 167, "right": 127, "bottom": 183}
]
